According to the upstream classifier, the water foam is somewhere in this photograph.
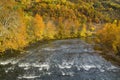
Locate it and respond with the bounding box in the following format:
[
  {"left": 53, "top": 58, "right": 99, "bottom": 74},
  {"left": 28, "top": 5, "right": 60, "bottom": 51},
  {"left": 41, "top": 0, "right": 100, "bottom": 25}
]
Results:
[
  {"left": 0, "top": 59, "right": 19, "bottom": 65},
  {"left": 18, "top": 62, "right": 50, "bottom": 71},
  {"left": 18, "top": 75, "right": 40, "bottom": 79}
]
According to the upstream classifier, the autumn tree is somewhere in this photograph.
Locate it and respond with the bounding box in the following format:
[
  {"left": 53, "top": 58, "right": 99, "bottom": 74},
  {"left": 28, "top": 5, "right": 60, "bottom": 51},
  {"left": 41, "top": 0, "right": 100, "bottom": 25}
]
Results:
[
  {"left": 43, "top": 21, "right": 56, "bottom": 39},
  {"left": 0, "top": 0, "right": 27, "bottom": 52},
  {"left": 97, "top": 22, "right": 120, "bottom": 54},
  {"left": 33, "top": 14, "right": 45, "bottom": 40}
]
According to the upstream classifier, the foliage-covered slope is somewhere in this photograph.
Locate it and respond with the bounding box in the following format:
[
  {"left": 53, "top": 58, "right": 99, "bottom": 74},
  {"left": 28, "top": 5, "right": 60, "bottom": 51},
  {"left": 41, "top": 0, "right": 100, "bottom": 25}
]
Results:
[
  {"left": 23, "top": 0, "right": 120, "bottom": 22},
  {"left": 0, "top": 0, "right": 120, "bottom": 53}
]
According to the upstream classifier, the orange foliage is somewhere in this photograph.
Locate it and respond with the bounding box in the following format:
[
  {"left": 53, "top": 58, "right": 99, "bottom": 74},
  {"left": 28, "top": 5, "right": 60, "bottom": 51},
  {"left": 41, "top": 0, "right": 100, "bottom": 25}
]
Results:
[
  {"left": 3, "top": 25, "right": 28, "bottom": 51},
  {"left": 34, "top": 14, "right": 45, "bottom": 40},
  {"left": 97, "top": 22, "right": 120, "bottom": 53}
]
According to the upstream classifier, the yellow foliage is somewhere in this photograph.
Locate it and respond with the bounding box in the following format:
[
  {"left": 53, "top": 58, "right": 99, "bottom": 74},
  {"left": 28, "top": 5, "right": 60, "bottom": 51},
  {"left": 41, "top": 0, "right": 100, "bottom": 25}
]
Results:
[
  {"left": 35, "top": 0, "right": 41, "bottom": 2},
  {"left": 56, "top": 19, "right": 80, "bottom": 38},
  {"left": 90, "top": 26, "right": 95, "bottom": 31},
  {"left": 63, "top": 20, "right": 72, "bottom": 37},
  {"left": 17, "top": 25, "right": 28, "bottom": 47},
  {"left": 3, "top": 25, "right": 28, "bottom": 51},
  {"left": 80, "top": 24, "right": 87, "bottom": 37},
  {"left": 21, "top": 0, "right": 31, "bottom": 5},
  {"left": 34, "top": 14, "right": 45, "bottom": 40},
  {"left": 44, "top": 21, "right": 56, "bottom": 39},
  {"left": 97, "top": 22, "right": 120, "bottom": 53}
]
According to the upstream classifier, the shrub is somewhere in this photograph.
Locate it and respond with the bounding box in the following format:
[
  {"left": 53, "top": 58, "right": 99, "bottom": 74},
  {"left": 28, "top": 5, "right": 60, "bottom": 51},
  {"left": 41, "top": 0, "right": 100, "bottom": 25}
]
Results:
[{"left": 96, "top": 21, "right": 120, "bottom": 54}]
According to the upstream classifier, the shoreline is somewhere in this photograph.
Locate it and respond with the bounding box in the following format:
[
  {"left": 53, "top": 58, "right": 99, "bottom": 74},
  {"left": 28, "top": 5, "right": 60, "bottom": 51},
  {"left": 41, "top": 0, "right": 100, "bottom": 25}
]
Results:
[{"left": 0, "top": 38, "right": 120, "bottom": 66}]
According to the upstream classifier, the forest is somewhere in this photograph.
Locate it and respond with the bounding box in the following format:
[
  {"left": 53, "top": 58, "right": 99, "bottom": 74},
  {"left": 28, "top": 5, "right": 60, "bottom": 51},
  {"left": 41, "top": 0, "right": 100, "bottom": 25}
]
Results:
[{"left": 0, "top": 0, "right": 120, "bottom": 55}]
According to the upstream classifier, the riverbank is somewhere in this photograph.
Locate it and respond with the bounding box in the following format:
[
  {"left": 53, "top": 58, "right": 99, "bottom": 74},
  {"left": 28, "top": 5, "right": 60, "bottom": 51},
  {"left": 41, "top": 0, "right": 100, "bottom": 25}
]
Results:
[
  {"left": 0, "top": 38, "right": 82, "bottom": 58},
  {"left": 1, "top": 37, "right": 120, "bottom": 67},
  {"left": 83, "top": 36, "right": 120, "bottom": 66},
  {"left": 94, "top": 47, "right": 120, "bottom": 66}
]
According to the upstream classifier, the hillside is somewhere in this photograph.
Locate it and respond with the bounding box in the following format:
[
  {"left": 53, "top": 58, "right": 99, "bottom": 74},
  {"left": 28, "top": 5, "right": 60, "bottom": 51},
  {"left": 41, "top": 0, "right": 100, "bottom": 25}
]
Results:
[
  {"left": 23, "top": 0, "right": 120, "bottom": 22},
  {"left": 0, "top": 0, "right": 120, "bottom": 54}
]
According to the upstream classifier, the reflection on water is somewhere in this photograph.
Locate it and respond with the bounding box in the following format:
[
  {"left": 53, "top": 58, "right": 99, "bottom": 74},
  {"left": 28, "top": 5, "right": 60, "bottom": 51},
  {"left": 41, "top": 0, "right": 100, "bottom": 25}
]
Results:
[{"left": 0, "top": 39, "right": 120, "bottom": 80}]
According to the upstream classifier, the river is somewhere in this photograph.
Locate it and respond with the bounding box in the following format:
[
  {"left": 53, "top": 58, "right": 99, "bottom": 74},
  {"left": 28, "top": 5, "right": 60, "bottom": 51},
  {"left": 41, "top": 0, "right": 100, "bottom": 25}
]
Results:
[{"left": 0, "top": 39, "right": 120, "bottom": 80}]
